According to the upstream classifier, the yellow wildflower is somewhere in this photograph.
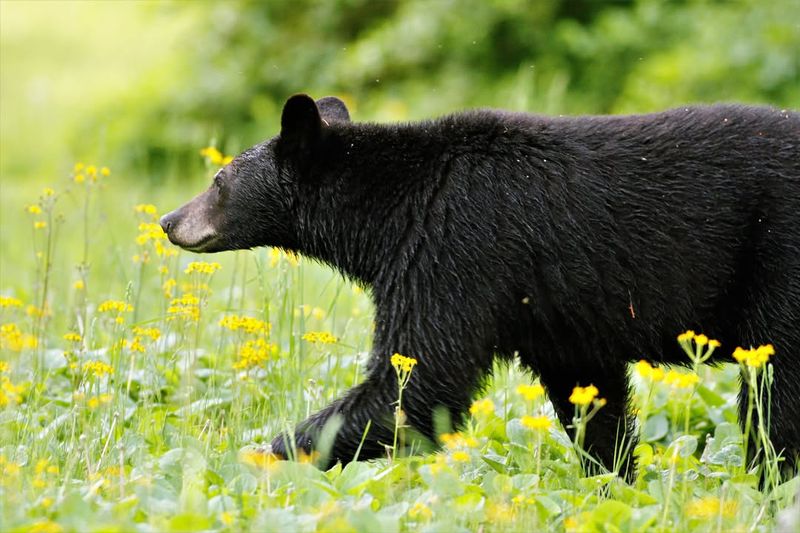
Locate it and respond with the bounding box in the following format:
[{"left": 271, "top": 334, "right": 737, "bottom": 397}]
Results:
[
  {"left": 162, "top": 278, "right": 177, "bottom": 298},
  {"left": 677, "top": 330, "right": 695, "bottom": 342},
  {"left": 521, "top": 415, "right": 552, "bottom": 431},
  {"left": 74, "top": 173, "right": 85, "bottom": 184},
  {"left": 733, "top": 344, "right": 774, "bottom": 368},
  {"left": 408, "top": 501, "right": 433, "bottom": 520},
  {"left": 63, "top": 332, "right": 82, "bottom": 343},
  {"left": 569, "top": 384, "right": 600, "bottom": 406},
  {"left": 167, "top": 293, "right": 201, "bottom": 321},
  {"left": 83, "top": 360, "right": 114, "bottom": 378},
  {"left": 302, "top": 331, "right": 337, "bottom": 344},
  {"left": 635, "top": 360, "right": 664, "bottom": 381},
  {"left": 73, "top": 280, "right": 85, "bottom": 291},
  {"left": 97, "top": 300, "right": 133, "bottom": 314},
  {"left": 0, "top": 362, "right": 9, "bottom": 373},
  {"left": 686, "top": 496, "right": 737, "bottom": 519},
  {"left": 136, "top": 222, "right": 167, "bottom": 246},
  {"left": 0, "top": 296, "right": 23, "bottom": 308},
  {"left": 200, "top": 146, "right": 234, "bottom": 166},
  {"left": 26, "top": 205, "right": 42, "bottom": 215},
  {"left": 26, "top": 305, "right": 48, "bottom": 318},
  {"left": 184, "top": 261, "right": 222, "bottom": 275},
  {"left": 42, "top": 187, "right": 55, "bottom": 197},
  {"left": 0, "top": 376, "right": 25, "bottom": 407},
  {"left": 74, "top": 162, "right": 85, "bottom": 173},
  {"left": 101, "top": 166, "right": 111, "bottom": 176},
  {"left": 34, "top": 221, "right": 47, "bottom": 230},
  {"left": 233, "top": 338, "right": 277, "bottom": 370},
  {"left": 134, "top": 204, "right": 159, "bottom": 219},
  {"left": 694, "top": 334, "right": 709, "bottom": 346},
  {"left": 132, "top": 326, "right": 161, "bottom": 341},
  {"left": 663, "top": 370, "right": 700, "bottom": 389},
  {"left": 390, "top": 353, "right": 418, "bottom": 373},
  {"left": 220, "top": 315, "right": 271, "bottom": 336},
  {"left": 239, "top": 448, "right": 281, "bottom": 471},
  {"left": 451, "top": 450, "right": 470, "bottom": 462},
  {"left": 28, "top": 520, "right": 63, "bottom": 533},
  {"left": 0, "top": 323, "right": 38, "bottom": 351},
  {"left": 469, "top": 397, "right": 495, "bottom": 417},
  {"left": 516, "top": 383, "right": 545, "bottom": 401}
]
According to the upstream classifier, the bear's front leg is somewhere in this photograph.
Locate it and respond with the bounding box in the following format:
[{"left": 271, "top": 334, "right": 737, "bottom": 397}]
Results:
[{"left": 270, "top": 344, "right": 490, "bottom": 468}]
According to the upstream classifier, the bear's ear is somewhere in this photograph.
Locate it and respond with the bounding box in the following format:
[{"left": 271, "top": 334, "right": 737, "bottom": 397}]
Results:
[
  {"left": 280, "top": 94, "right": 322, "bottom": 149},
  {"left": 316, "top": 96, "right": 350, "bottom": 123}
]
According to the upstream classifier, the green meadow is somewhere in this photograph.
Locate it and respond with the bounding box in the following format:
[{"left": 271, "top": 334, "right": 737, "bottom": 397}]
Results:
[{"left": 1, "top": 1, "right": 798, "bottom": 531}]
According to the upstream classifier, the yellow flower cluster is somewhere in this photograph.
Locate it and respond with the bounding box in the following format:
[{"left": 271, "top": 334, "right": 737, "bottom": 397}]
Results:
[
  {"left": 516, "top": 383, "right": 545, "bottom": 401},
  {"left": 391, "top": 353, "right": 418, "bottom": 372},
  {"left": 134, "top": 204, "right": 159, "bottom": 220},
  {"left": 408, "top": 501, "right": 433, "bottom": 520},
  {"left": 0, "top": 323, "right": 38, "bottom": 351},
  {"left": 98, "top": 300, "right": 133, "bottom": 314},
  {"left": 521, "top": 414, "right": 552, "bottom": 431},
  {"left": 685, "top": 496, "right": 737, "bottom": 519},
  {"left": 733, "top": 344, "right": 774, "bottom": 368},
  {"left": 663, "top": 370, "right": 700, "bottom": 389},
  {"left": 200, "top": 146, "right": 234, "bottom": 166},
  {"left": 72, "top": 392, "right": 113, "bottom": 409},
  {"left": 268, "top": 248, "right": 300, "bottom": 268},
  {"left": 0, "top": 296, "right": 23, "bottom": 308},
  {"left": 162, "top": 278, "right": 177, "bottom": 299},
  {"left": 185, "top": 261, "right": 222, "bottom": 275},
  {"left": 26, "top": 304, "right": 48, "bottom": 318},
  {"left": 302, "top": 331, "right": 337, "bottom": 344},
  {"left": 451, "top": 450, "right": 470, "bottom": 462},
  {"left": 136, "top": 222, "right": 166, "bottom": 246},
  {"left": 134, "top": 220, "right": 176, "bottom": 260},
  {"left": 469, "top": 397, "right": 495, "bottom": 417},
  {"left": 635, "top": 360, "right": 665, "bottom": 381},
  {"left": 0, "top": 376, "right": 25, "bottom": 407},
  {"left": 440, "top": 432, "right": 479, "bottom": 449},
  {"left": 63, "top": 332, "right": 82, "bottom": 343},
  {"left": 83, "top": 360, "right": 114, "bottom": 378},
  {"left": 239, "top": 448, "right": 282, "bottom": 471},
  {"left": 220, "top": 315, "right": 271, "bottom": 336},
  {"left": 73, "top": 162, "right": 109, "bottom": 183},
  {"left": 232, "top": 338, "right": 277, "bottom": 370},
  {"left": 569, "top": 384, "right": 600, "bottom": 406},
  {"left": 167, "top": 293, "right": 201, "bottom": 321},
  {"left": 677, "top": 330, "right": 721, "bottom": 347},
  {"left": 132, "top": 326, "right": 161, "bottom": 341}
]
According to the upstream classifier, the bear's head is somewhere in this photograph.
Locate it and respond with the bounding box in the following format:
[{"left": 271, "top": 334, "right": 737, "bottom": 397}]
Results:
[{"left": 160, "top": 94, "right": 350, "bottom": 253}]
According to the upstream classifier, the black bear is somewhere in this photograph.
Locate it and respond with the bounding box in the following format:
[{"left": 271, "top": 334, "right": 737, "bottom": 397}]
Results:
[{"left": 161, "top": 95, "right": 800, "bottom": 479}]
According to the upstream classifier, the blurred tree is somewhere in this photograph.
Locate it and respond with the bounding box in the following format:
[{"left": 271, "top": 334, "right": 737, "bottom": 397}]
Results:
[{"left": 77, "top": 0, "right": 799, "bottom": 180}]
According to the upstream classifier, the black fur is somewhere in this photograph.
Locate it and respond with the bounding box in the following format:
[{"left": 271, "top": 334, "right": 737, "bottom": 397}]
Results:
[{"left": 162, "top": 96, "right": 800, "bottom": 478}]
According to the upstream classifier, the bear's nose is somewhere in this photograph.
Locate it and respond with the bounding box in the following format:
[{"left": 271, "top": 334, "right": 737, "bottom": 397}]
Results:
[{"left": 159, "top": 213, "right": 174, "bottom": 234}]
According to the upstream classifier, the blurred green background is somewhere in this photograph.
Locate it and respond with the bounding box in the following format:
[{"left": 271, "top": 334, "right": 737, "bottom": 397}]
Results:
[
  {"left": 1, "top": 0, "right": 798, "bottom": 287},
  {"left": 2, "top": 0, "right": 798, "bottom": 181}
]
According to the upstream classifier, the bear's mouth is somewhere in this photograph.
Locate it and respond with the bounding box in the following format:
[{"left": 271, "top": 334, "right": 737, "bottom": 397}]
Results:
[{"left": 176, "top": 233, "right": 223, "bottom": 253}]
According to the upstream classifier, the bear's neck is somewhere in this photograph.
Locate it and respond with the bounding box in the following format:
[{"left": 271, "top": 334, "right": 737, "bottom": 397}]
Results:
[{"left": 296, "top": 120, "right": 454, "bottom": 290}]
